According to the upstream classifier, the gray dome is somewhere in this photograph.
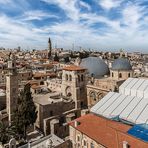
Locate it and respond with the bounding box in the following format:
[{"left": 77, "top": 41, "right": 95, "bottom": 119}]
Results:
[
  {"left": 112, "top": 58, "right": 132, "bottom": 71},
  {"left": 80, "top": 57, "right": 109, "bottom": 78}
]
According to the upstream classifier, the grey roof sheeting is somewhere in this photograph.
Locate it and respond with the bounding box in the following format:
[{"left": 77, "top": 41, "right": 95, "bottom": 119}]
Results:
[
  {"left": 91, "top": 92, "right": 148, "bottom": 125},
  {"left": 112, "top": 58, "right": 132, "bottom": 71},
  {"left": 119, "top": 78, "right": 148, "bottom": 99},
  {"left": 80, "top": 57, "right": 109, "bottom": 78}
]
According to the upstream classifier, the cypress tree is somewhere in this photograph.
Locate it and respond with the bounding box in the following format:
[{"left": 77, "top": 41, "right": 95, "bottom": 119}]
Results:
[
  {"left": 13, "top": 84, "right": 37, "bottom": 140},
  {"left": 54, "top": 52, "right": 59, "bottom": 62}
]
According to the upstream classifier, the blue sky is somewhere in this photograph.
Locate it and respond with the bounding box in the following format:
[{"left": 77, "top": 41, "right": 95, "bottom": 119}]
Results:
[{"left": 0, "top": 0, "right": 148, "bottom": 52}]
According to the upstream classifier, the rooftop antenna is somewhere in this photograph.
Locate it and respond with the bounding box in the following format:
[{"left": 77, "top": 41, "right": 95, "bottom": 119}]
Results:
[
  {"left": 72, "top": 43, "right": 74, "bottom": 51},
  {"left": 55, "top": 42, "right": 57, "bottom": 48}
]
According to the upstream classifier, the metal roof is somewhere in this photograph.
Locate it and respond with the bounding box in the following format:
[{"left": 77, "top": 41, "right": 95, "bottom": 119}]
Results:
[
  {"left": 91, "top": 92, "right": 148, "bottom": 125},
  {"left": 112, "top": 58, "right": 132, "bottom": 71},
  {"left": 119, "top": 78, "right": 148, "bottom": 98},
  {"left": 80, "top": 57, "right": 109, "bottom": 78}
]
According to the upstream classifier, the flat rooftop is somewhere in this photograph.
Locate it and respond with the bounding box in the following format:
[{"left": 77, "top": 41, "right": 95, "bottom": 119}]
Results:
[
  {"left": 19, "top": 134, "right": 64, "bottom": 148},
  {"left": 33, "top": 92, "right": 71, "bottom": 105}
]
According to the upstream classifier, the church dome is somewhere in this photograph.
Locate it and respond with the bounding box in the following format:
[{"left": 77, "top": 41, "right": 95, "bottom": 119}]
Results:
[
  {"left": 80, "top": 57, "right": 109, "bottom": 78},
  {"left": 112, "top": 58, "right": 132, "bottom": 71}
]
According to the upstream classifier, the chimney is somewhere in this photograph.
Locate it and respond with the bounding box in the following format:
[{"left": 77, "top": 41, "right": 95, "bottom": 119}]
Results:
[
  {"left": 74, "top": 120, "right": 80, "bottom": 127},
  {"left": 123, "top": 141, "right": 129, "bottom": 148}
]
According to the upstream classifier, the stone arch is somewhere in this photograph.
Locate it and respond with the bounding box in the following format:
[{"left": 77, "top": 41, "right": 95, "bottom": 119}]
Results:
[
  {"left": 119, "top": 73, "right": 122, "bottom": 78},
  {"left": 65, "top": 86, "right": 72, "bottom": 97},
  {"left": 89, "top": 91, "right": 96, "bottom": 101},
  {"left": 112, "top": 72, "right": 114, "bottom": 77},
  {"left": 9, "top": 138, "right": 16, "bottom": 148},
  {"left": 40, "top": 81, "right": 44, "bottom": 85},
  {"left": 97, "top": 92, "right": 103, "bottom": 101},
  {"left": 65, "top": 74, "right": 68, "bottom": 81},
  {"left": 81, "top": 75, "right": 84, "bottom": 81},
  {"left": 78, "top": 75, "right": 80, "bottom": 82}
]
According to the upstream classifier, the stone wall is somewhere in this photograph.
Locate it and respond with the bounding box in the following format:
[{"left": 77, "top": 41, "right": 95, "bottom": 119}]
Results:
[{"left": 69, "top": 126, "right": 105, "bottom": 148}]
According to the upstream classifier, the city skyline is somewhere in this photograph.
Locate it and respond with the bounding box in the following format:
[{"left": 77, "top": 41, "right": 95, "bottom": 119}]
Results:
[{"left": 0, "top": 0, "right": 148, "bottom": 52}]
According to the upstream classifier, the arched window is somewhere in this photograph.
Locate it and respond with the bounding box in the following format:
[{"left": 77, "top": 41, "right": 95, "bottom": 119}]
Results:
[
  {"left": 90, "top": 91, "right": 96, "bottom": 101},
  {"left": 81, "top": 75, "right": 84, "bottom": 81},
  {"left": 112, "top": 72, "right": 114, "bottom": 77},
  {"left": 50, "top": 111, "right": 53, "bottom": 116},
  {"left": 78, "top": 75, "right": 80, "bottom": 82},
  {"left": 40, "top": 81, "right": 44, "bottom": 85},
  {"left": 119, "top": 73, "right": 122, "bottom": 78},
  {"left": 91, "top": 143, "right": 94, "bottom": 148},
  {"left": 69, "top": 75, "right": 72, "bottom": 81},
  {"left": 65, "top": 74, "right": 68, "bottom": 81}
]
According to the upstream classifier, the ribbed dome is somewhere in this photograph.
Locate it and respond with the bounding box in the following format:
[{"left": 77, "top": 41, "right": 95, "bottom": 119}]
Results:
[
  {"left": 112, "top": 58, "right": 132, "bottom": 71},
  {"left": 80, "top": 57, "right": 109, "bottom": 78}
]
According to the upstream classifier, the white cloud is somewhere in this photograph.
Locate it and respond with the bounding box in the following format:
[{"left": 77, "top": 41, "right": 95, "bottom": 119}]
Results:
[
  {"left": 20, "top": 10, "right": 58, "bottom": 21},
  {"left": 41, "top": 0, "right": 79, "bottom": 21},
  {"left": 79, "top": 1, "right": 91, "bottom": 11},
  {"left": 0, "top": 0, "right": 11, "bottom": 4},
  {"left": 0, "top": 0, "right": 148, "bottom": 51},
  {"left": 99, "top": 0, "right": 122, "bottom": 10},
  {"left": 0, "top": 14, "right": 49, "bottom": 49}
]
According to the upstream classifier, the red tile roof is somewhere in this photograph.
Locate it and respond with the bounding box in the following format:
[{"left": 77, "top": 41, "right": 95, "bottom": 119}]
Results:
[
  {"left": 69, "top": 114, "right": 148, "bottom": 148},
  {"left": 63, "top": 65, "right": 86, "bottom": 71},
  {"left": 31, "top": 84, "right": 41, "bottom": 89},
  {"left": 33, "top": 72, "right": 56, "bottom": 78}
]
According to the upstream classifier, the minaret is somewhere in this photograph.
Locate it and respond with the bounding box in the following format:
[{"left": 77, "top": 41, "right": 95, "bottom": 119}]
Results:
[
  {"left": 48, "top": 37, "right": 52, "bottom": 59},
  {"left": 6, "top": 53, "right": 18, "bottom": 122}
]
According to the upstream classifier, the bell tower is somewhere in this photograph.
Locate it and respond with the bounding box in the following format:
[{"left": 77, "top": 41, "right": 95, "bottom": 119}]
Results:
[
  {"left": 62, "top": 65, "right": 87, "bottom": 109},
  {"left": 48, "top": 37, "right": 52, "bottom": 59},
  {"left": 6, "top": 53, "right": 19, "bottom": 122}
]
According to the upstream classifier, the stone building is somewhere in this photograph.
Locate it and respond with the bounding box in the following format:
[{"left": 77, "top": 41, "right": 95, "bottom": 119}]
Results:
[
  {"left": 2, "top": 134, "right": 71, "bottom": 148},
  {"left": 79, "top": 56, "right": 133, "bottom": 108},
  {"left": 62, "top": 65, "right": 87, "bottom": 108},
  {"left": 69, "top": 78, "right": 148, "bottom": 148},
  {"left": 33, "top": 92, "right": 75, "bottom": 130},
  {"left": 110, "top": 57, "right": 133, "bottom": 80},
  {"left": 32, "top": 65, "right": 87, "bottom": 137},
  {"left": 69, "top": 114, "right": 148, "bottom": 148},
  {"left": 6, "top": 54, "right": 19, "bottom": 122}
]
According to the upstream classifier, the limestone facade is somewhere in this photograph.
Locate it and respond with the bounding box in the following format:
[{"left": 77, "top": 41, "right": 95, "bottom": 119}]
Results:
[
  {"left": 86, "top": 77, "right": 125, "bottom": 108},
  {"left": 69, "top": 125, "right": 105, "bottom": 148},
  {"left": 110, "top": 69, "right": 133, "bottom": 80},
  {"left": 62, "top": 67, "right": 87, "bottom": 108},
  {"left": 6, "top": 54, "right": 19, "bottom": 122}
]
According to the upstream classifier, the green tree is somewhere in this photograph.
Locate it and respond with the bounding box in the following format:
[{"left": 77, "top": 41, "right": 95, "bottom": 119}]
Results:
[
  {"left": 0, "top": 122, "right": 15, "bottom": 144},
  {"left": 64, "top": 56, "right": 70, "bottom": 63},
  {"left": 54, "top": 52, "right": 59, "bottom": 62},
  {"left": 13, "top": 84, "right": 37, "bottom": 140}
]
